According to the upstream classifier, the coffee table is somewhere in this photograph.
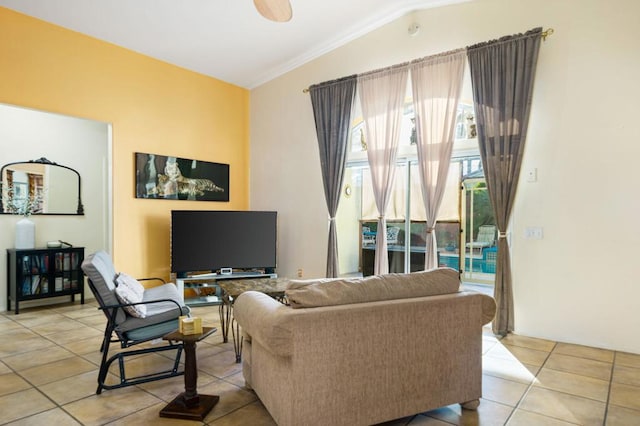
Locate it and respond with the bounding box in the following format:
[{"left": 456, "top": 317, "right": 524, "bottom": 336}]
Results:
[
  {"left": 217, "top": 277, "right": 289, "bottom": 362},
  {"left": 159, "top": 326, "right": 219, "bottom": 421}
]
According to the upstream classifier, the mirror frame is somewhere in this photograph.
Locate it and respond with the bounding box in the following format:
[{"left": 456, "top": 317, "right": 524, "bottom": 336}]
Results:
[{"left": 0, "top": 157, "right": 84, "bottom": 215}]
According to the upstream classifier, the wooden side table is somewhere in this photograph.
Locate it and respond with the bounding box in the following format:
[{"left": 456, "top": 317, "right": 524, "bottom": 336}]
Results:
[{"left": 159, "top": 326, "right": 219, "bottom": 421}]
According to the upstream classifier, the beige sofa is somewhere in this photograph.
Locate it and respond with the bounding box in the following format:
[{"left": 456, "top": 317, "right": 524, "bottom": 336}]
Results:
[{"left": 233, "top": 268, "right": 496, "bottom": 426}]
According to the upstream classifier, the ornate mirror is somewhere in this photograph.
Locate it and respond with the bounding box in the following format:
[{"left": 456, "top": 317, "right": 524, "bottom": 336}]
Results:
[{"left": 0, "top": 157, "right": 84, "bottom": 215}]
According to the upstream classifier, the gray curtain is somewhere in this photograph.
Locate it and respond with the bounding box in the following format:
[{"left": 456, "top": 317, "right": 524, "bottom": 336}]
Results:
[
  {"left": 309, "top": 75, "right": 358, "bottom": 278},
  {"left": 467, "top": 27, "right": 542, "bottom": 336}
]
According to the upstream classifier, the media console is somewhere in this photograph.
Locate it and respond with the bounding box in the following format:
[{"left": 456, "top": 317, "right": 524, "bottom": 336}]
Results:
[{"left": 176, "top": 272, "right": 277, "bottom": 307}]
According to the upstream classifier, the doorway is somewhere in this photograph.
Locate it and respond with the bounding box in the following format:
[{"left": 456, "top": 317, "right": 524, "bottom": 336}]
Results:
[{"left": 460, "top": 176, "right": 496, "bottom": 286}]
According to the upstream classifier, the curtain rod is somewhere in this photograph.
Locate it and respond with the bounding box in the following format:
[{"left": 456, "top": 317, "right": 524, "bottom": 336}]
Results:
[{"left": 302, "top": 27, "right": 554, "bottom": 93}]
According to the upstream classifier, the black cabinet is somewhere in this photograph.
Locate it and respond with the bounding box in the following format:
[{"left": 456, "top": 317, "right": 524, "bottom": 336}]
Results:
[{"left": 7, "top": 247, "right": 85, "bottom": 314}]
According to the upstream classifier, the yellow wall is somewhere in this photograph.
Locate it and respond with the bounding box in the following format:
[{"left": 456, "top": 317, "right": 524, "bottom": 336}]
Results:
[{"left": 0, "top": 7, "right": 250, "bottom": 279}]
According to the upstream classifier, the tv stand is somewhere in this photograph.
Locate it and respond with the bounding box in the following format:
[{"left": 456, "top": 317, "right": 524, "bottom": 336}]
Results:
[{"left": 176, "top": 272, "right": 277, "bottom": 307}]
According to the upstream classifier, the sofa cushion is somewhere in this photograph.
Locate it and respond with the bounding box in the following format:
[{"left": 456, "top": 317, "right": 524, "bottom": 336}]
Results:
[{"left": 285, "top": 267, "right": 461, "bottom": 309}]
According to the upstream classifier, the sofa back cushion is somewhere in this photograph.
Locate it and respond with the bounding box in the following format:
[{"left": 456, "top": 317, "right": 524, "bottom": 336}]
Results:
[{"left": 285, "top": 268, "right": 461, "bottom": 309}]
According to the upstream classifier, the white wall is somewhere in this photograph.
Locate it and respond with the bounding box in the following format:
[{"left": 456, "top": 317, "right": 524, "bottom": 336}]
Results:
[
  {"left": 250, "top": 0, "right": 640, "bottom": 354},
  {"left": 0, "top": 104, "right": 111, "bottom": 311}
]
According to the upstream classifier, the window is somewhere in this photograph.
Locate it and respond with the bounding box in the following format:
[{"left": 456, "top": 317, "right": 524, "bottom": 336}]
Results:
[{"left": 337, "top": 100, "right": 477, "bottom": 276}]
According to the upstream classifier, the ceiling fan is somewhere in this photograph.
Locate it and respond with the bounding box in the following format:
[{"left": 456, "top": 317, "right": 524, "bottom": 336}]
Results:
[{"left": 253, "top": 0, "right": 293, "bottom": 22}]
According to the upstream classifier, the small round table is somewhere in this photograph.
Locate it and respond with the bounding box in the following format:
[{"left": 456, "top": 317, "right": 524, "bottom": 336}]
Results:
[{"left": 159, "top": 326, "right": 219, "bottom": 421}]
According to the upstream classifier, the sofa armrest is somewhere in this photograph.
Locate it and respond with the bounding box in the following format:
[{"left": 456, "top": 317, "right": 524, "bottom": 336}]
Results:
[
  {"left": 234, "top": 291, "right": 293, "bottom": 357},
  {"left": 479, "top": 293, "right": 497, "bottom": 325}
]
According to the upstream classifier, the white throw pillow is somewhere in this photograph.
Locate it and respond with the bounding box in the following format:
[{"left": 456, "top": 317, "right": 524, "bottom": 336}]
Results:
[{"left": 114, "top": 273, "right": 146, "bottom": 318}]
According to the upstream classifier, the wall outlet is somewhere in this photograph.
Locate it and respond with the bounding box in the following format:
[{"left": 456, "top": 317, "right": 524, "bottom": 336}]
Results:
[
  {"left": 297, "top": 268, "right": 303, "bottom": 278},
  {"left": 524, "top": 226, "right": 543, "bottom": 239}
]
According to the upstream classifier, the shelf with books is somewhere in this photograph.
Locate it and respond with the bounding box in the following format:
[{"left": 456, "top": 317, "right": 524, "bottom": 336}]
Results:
[{"left": 7, "top": 247, "right": 85, "bottom": 314}]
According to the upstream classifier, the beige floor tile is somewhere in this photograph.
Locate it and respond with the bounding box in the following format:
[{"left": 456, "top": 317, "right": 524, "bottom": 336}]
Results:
[
  {"left": 20, "top": 355, "right": 96, "bottom": 386},
  {"left": 38, "top": 369, "right": 102, "bottom": 404},
  {"left": 423, "top": 399, "right": 514, "bottom": 425},
  {"left": 137, "top": 369, "right": 218, "bottom": 402},
  {"left": 545, "top": 352, "right": 613, "bottom": 381},
  {"left": 10, "top": 312, "right": 66, "bottom": 327},
  {"left": 0, "top": 327, "right": 38, "bottom": 342},
  {"left": 482, "top": 355, "right": 539, "bottom": 384},
  {"left": 500, "top": 334, "right": 556, "bottom": 352},
  {"left": 481, "top": 374, "right": 529, "bottom": 407},
  {"left": 2, "top": 345, "right": 76, "bottom": 371},
  {"left": 44, "top": 325, "right": 103, "bottom": 345},
  {"left": 60, "top": 306, "right": 103, "bottom": 319},
  {"left": 486, "top": 343, "right": 551, "bottom": 367},
  {"left": 75, "top": 314, "right": 107, "bottom": 329},
  {"left": 609, "top": 382, "right": 640, "bottom": 411},
  {"left": 553, "top": 342, "right": 615, "bottom": 363},
  {"left": 0, "top": 320, "right": 25, "bottom": 333},
  {"left": 605, "top": 404, "right": 640, "bottom": 425},
  {"left": 52, "top": 301, "right": 99, "bottom": 313},
  {"left": 223, "top": 370, "right": 248, "bottom": 389},
  {"left": 105, "top": 402, "right": 205, "bottom": 425},
  {"left": 507, "top": 409, "right": 576, "bottom": 425},
  {"left": 60, "top": 335, "right": 106, "bottom": 355},
  {"left": 616, "top": 351, "right": 640, "bottom": 368},
  {"left": 0, "top": 335, "right": 55, "bottom": 358},
  {"left": 533, "top": 368, "right": 610, "bottom": 402},
  {"left": 482, "top": 336, "right": 498, "bottom": 354},
  {"left": 208, "top": 400, "right": 277, "bottom": 426},
  {"left": 63, "top": 386, "right": 163, "bottom": 426},
  {"left": 28, "top": 317, "right": 82, "bottom": 335},
  {"left": 0, "top": 360, "right": 12, "bottom": 374},
  {"left": 197, "top": 350, "right": 243, "bottom": 379},
  {"left": 518, "top": 387, "right": 606, "bottom": 425},
  {"left": 199, "top": 379, "right": 259, "bottom": 423},
  {"left": 612, "top": 364, "right": 640, "bottom": 387},
  {"left": 0, "top": 388, "right": 56, "bottom": 424},
  {"left": 0, "top": 372, "right": 32, "bottom": 396},
  {"left": 4, "top": 407, "right": 82, "bottom": 426}
]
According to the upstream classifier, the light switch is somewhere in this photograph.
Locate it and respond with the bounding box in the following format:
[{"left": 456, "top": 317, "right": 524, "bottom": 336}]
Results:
[{"left": 526, "top": 168, "right": 537, "bottom": 183}]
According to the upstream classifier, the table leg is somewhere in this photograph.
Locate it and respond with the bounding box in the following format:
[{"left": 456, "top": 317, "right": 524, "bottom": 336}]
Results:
[
  {"left": 159, "top": 340, "right": 219, "bottom": 420},
  {"left": 218, "top": 296, "right": 231, "bottom": 343},
  {"left": 231, "top": 317, "right": 243, "bottom": 363}
]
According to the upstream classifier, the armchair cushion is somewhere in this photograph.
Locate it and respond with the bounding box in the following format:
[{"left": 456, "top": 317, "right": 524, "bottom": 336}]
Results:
[
  {"left": 114, "top": 273, "right": 146, "bottom": 318},
  {"left": 115, "top": 282, "right": 188, "bottom": 333},
  {"left": 285, "top": 267, "right": 461, "bottom": 309}
]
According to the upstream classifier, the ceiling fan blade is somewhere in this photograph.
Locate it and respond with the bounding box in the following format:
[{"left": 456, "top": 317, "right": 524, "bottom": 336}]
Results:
[{"left": 253, "top": 0, "right": 292, "bottom": 22}]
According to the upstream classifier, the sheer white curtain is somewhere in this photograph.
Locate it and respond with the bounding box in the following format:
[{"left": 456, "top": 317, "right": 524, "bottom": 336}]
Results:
[
  {"left": 410, "top": 50, "right": 466, "bottom": 269},
  {"left": 358, "top": 64, "right": 409, "bottom": 275}
]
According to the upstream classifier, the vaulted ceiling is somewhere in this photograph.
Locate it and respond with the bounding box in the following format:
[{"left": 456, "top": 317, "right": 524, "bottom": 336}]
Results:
[{"left": 0, "top": 0, "right": 471, "bottom": 89}]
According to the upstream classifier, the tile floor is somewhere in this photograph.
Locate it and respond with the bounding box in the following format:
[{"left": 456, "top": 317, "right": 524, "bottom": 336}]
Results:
[{"left": 1, "top": 301, "right": 639, "bottom": 425}]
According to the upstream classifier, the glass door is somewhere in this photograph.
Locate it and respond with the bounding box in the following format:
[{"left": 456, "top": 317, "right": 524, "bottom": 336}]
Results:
[{"left": 461, "top": 177, "right": 496, "bottom": 285}]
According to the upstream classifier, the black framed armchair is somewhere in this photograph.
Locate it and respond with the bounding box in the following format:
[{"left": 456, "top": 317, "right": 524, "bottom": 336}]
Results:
[{"left": 81, "top": 251, "right": 190, "bottom": 394}]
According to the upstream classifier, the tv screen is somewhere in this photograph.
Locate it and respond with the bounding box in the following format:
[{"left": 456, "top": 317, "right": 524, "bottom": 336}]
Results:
[{"left": 171, "top": 210, "right": 277, "bottom": 274}]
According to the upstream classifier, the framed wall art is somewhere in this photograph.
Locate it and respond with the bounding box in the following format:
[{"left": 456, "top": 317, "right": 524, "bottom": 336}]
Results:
[{"left": 135, "top": 153, "right": 229, "bottom": 202}]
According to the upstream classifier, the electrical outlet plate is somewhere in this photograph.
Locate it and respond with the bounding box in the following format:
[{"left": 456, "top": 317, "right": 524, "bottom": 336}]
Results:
[{"left": 524, "top": 226, "right": 543, "bottom": 239}]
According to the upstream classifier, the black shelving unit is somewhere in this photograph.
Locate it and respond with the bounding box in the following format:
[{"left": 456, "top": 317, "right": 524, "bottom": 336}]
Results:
[{"left": 7, "top": 247, "right": 85, "bottom": 314}]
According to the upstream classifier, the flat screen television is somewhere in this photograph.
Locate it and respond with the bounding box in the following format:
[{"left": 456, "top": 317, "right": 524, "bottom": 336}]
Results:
[{"left": 171, "top": 210, "right": 277, "bottom": 275}]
